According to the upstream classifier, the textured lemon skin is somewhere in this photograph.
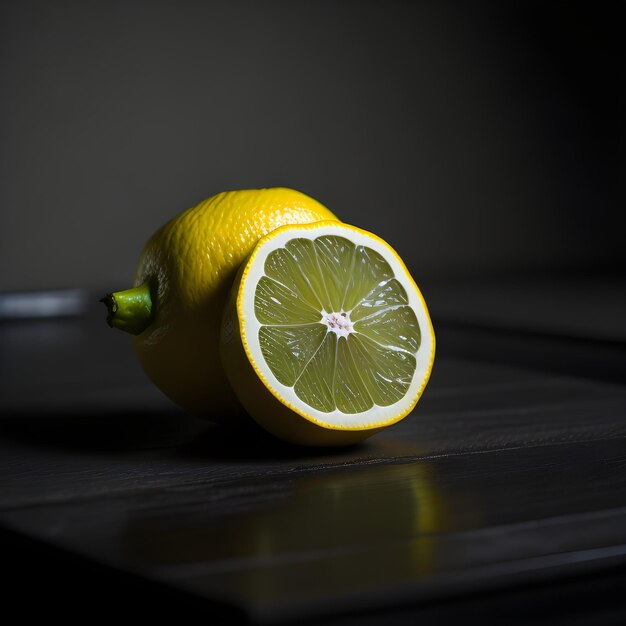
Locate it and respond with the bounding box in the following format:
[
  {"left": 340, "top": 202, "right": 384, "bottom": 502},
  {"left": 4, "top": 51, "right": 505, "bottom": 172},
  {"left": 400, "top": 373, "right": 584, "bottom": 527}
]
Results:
[
  {"left": 131, "top": 188, "right": 338, "bottom": 419},
  {"left": 220, "top": 221, "right": 436, "bottom": 447}
]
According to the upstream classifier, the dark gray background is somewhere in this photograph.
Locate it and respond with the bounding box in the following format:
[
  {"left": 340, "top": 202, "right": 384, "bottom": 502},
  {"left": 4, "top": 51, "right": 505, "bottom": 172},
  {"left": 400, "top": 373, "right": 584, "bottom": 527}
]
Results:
[{"left": 1, "top": 0, "right": 623, "bottom": 293}]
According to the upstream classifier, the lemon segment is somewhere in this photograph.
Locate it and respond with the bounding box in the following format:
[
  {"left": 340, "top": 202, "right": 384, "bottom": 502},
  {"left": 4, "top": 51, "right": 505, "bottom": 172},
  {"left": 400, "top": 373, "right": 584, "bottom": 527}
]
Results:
[{"left": 220, "top": 221, "right": 435, "bottom": 446}]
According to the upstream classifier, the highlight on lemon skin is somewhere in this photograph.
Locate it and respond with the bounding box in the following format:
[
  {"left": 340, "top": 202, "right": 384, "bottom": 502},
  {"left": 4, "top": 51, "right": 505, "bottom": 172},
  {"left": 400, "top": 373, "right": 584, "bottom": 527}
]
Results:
[{"left": 220, "top": 220, "right": 436, "bottom": 446}]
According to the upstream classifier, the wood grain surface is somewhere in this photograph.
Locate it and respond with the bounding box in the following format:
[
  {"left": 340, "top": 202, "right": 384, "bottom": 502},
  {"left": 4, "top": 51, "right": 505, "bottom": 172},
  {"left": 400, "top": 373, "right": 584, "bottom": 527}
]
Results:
[{"left": 1, "top": 284, "right": 625, "bottom": 624}]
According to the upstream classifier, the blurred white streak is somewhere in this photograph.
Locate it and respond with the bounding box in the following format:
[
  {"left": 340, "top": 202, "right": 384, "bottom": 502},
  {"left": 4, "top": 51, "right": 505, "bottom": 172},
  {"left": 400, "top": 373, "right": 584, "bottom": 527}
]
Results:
[{"left": 0, "top": 289, "right": 87, "bottom": 320}]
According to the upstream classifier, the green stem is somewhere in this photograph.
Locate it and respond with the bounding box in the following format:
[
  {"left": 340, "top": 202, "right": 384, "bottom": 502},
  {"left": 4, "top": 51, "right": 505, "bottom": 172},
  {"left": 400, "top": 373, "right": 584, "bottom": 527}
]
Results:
[{"left": 100, "top": 282, "right": 153, "bottom": 335}]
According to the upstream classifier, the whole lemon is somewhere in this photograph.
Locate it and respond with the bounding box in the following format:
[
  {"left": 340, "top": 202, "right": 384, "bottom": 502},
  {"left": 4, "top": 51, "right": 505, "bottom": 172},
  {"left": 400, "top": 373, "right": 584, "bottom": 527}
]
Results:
[{"left": 103, "top": 188, "right": 338, "bottom": 419}]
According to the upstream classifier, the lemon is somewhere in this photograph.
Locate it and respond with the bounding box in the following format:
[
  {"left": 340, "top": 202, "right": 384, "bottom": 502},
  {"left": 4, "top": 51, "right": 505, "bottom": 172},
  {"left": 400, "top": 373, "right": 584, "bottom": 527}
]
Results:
[
  {"left": 220, "top": 221, "right": 436, "bottom": 446},
  {"left": 102, "top": 188, "right": 338, "bottom": 418}
]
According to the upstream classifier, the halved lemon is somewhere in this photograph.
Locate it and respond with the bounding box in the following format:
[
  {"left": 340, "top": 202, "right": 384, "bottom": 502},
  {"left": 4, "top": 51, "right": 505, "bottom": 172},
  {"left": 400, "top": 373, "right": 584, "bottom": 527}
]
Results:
[{"left": 220, "top": 221, "right": 435, "bottom": 446}]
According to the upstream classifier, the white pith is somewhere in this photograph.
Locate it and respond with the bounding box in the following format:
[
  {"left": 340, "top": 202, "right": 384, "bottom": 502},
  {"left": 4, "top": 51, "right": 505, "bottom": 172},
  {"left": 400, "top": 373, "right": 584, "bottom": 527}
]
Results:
[
  {"left": 240, "top": 223, "right": 435, "bottom": 429},
  {"left": 322, "top": 310, "right": 354, "bottom": 338}
]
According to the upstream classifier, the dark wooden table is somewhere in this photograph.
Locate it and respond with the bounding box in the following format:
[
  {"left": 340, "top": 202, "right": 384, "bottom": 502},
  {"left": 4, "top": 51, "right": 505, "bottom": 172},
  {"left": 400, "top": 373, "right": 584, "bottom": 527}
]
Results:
[{"left": 1, "top": 272, "right": 625, "bottom": 624}]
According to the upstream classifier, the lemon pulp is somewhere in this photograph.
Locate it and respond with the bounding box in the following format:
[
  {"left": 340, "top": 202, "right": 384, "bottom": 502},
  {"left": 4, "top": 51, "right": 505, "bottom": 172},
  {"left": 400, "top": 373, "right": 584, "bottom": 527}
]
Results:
[{"left": 256, "top": 235, "right": 421, "bottom": 413}]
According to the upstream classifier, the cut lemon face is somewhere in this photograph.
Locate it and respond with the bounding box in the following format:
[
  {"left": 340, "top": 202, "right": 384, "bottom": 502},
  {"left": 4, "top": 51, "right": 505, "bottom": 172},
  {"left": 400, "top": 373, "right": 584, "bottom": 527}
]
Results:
[{"left": 220, "top": 221, "right": 435, "bottom": 446}]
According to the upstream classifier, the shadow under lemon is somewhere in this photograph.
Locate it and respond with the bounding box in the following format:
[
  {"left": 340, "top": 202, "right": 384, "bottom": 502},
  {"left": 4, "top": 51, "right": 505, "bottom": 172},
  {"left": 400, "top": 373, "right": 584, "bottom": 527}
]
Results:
[{"left": 121, "top": 462, "right": 454, "bottom": 602}]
